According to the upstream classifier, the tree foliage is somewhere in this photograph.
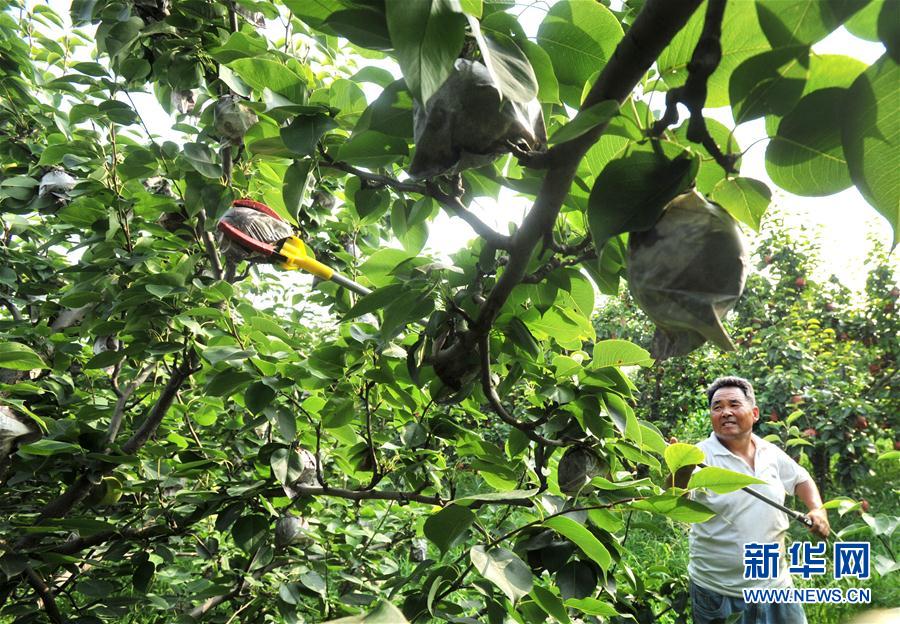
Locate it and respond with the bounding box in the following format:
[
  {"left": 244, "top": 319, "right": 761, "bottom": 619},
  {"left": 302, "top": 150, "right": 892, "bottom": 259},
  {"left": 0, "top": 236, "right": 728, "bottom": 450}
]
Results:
[{"left": 0, "top": 1, "right": 897, "bottom": 623}]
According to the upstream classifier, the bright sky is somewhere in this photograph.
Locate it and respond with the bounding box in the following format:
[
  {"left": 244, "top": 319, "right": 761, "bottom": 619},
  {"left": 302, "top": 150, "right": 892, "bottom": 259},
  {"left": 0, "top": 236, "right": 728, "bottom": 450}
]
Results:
[{"left": 41, "top": 0, "right": 898, "bottom": 296}]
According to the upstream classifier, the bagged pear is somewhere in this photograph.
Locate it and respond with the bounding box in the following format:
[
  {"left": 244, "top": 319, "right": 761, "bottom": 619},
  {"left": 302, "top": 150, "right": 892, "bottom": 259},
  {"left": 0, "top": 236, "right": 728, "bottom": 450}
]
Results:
[
  {"left": 627, "top": 189, "right": 748, "bottom": 359},
  {"left": 408, "top": 59, "right": 545, "bottom": 179}
]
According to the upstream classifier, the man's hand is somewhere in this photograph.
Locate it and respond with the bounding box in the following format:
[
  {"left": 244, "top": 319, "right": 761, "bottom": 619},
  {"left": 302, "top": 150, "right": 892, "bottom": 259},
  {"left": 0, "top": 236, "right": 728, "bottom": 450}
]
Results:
[{"left": 805, "top": 507, "right": 830, "bottom": 538}]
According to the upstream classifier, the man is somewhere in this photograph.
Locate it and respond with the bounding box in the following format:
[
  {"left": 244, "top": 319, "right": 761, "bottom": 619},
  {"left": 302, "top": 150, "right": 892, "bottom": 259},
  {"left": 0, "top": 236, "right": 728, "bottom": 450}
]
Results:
[{"left": 688, "top": 376, "right": 830, "bottom": 624}]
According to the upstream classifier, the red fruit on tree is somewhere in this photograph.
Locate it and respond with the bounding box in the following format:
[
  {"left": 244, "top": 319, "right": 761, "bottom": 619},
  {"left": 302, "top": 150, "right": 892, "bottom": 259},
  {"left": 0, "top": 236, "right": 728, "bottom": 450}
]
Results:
[
  {"left": 768, "top": 411, "right": 779, "bottom": 422},
  {"left": 890, "top": 287, "right": 899, "bottom": 299},
  {"left": 802, "top": 428, "right": 817, "bottom": 438},
  {"left": 869, "top": 363, "right": 881, "bottom": 375},
  {"left": 854, "top": 416, "right": 868, "bottom": 430},
  {"left": 789, "top": 395, "right": 804, "bottom": 404},
  {"left": 794, "top": 277, "right": 807, "bottom": 288},
  {"left": 860, "top": 500, "right": 870, "bottom": 512},
  {"left": 824, "top": 302, "right": 836, "bottom": 312},
  {"left": 884, "top": 302, "right": 895, "bottom": 313},
  {"left": 764, "top": 255, "right": 774, "bottom": 265}
]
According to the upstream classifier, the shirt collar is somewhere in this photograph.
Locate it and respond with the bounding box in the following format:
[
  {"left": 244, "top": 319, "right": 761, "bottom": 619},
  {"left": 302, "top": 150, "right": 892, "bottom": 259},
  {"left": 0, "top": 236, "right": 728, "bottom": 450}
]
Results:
[{"left": 706, "top": 432, "right": 769, "bottom": 456}]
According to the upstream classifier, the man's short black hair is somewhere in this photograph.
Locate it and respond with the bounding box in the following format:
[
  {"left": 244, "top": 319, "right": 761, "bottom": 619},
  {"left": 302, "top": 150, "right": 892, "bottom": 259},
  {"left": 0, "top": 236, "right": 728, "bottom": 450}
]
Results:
[{"left": 706, "top": 376, "right": 756, "bottom": 407}]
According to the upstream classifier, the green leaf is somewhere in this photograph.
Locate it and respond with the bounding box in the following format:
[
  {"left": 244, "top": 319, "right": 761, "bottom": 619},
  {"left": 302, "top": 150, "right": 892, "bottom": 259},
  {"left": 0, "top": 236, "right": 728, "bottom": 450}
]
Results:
[
  {"left": 283, "top": 159, "right": 312, "bottom": 223},
  {"left": 591, "top": 339, "right": 653, "bottom": 368},
  {"left": 232, "top": 514, "right": 268, "bottom": 553},
  {"left": 469, "top": 24, "right": 538, "bottom": 104},
  {"left": 0, "top": 342, "right": 47, "bottom": 371},
  {"left": 385, "top": 0, "right": 466, "bottom": 104},
  {"left": 84, "top": 349, "right": 125, "bottom": 370},
  {"left": 182, "top": 142, "right": 222, "bottom": 179},
  {"left": 687, "top": 466, "right": 767, "bottom": 494},
  {"left": 631, "top": 494, "right": 716, "bottom": 523},
  {"left": 549, "top": 100, "right": 618, "bottom": 145},
  {"left": 841, "top": 55, "right": 899, "bottom": 247},
  {"left": 424, "top": 505, "right": 474, "bottom": 554},
  {"left": 532, "top": 585, "right": 571, "bottom": 624},
  {"left": 729, "top": 48, "right": 809, "bottom": 124},
  {"left": 710, "top": 177, "right": 772, "bottom": 231},
  {"left": 208, "top": 32, "right": 268, "bottom": 64},
  {"left": 544, "top": 516, "right": 611, "bottom": 571},
  {"left": 245, "top": 382, "right": 275, "bottom": 415},
  {"left": 564, "top": 597, "right": 618, "bottom": 617},
  {"left": 664, "top": 443, "right": 704, "bottom": 474},
  {"left": 506, "top": 316, "right": 541, "bottom": 359},
  {"left": 322, "top": 601, "right": 410, "bottom": 624},
  {"left": 587, "top": 144, "right": 698, "bottom": 251},
  {"left": 326, "top": 7, "right": 392, "bottom": 50},
  {"left": 205, "top": 371, "right": 254, "bottom": 397},
  {"left": 470, "top": 546, "right": 533, "bottom": 604},
  {"left": 452, "top": 489, "right": 538, "bottom": 506},
  {"left": 228, "top": 58, "right": 306, "bottom": 103},
  {"left": 657, "top": 0, "right": 769, "bottom": 107},
  {"left": 344, "top": 283, "right": 408, "bottom": 321},
  {"left": 536, "top": 0, "right": 623, "bottom": 105},
  {"left": 756, "top": 0, "right": 868, "bottom": 49},
  {"left": 337, "top": 131, "right": 408, "bottom": 168},
  {"left": 281, "top": 114, "right": 337, "bottom": 156},
  {"left": 18, "top": 440, "right": 83, "bottom": 456},
  {"left": 766, "top": 88, "right": 852, "bottom": 196}
]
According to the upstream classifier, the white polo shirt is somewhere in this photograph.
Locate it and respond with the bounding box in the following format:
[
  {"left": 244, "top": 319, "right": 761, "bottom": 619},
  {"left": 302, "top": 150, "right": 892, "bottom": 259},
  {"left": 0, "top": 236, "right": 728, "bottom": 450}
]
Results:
[{"left": 688, "top": 433, "right": 812, "bottom": 597}]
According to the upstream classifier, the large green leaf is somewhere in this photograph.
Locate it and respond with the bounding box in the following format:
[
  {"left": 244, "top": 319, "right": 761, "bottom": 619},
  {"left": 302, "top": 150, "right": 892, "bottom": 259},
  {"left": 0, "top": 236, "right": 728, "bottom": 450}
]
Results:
[
  {"left": 756, "top": 0, "right": 868, "bottom": 48},
  {"left": 631, "top": 494, "right": 716, "bottom": 523},
  {"left": 281, "top": 114, "right": 337, "bottom": 156},
  {"left": 470, "top": 546, "right": 533, "bottom": 604},
  {"left": 424, "top": 505, "right": 475, "bottom": 554},
  {"left": 664, "top": 443, "right": 704, "bottom": 474},
  {"left": 536, "top": 0, "right": 623, "bottom": 105},
  {"left": 0, "top": 342, "right": 47, "bottom": 370},
  {"left": 323, "top": 601, "right": 409, "bottom": 624},
  {"left": 710, "top": 176, "right": 772, "bottom": 231},
  {"left": 591, "top": 339, "right": 653, "bottom": 369},
  {"left": 385, "top": 0, "right": 466, "bottom": 104},
  {"left": 765, "top": 87, "right": 852, "bottom": 196},
  {"left": 841, "top": 55, "right": 899, "bottom": 246},
  {"left": 232, "top": 514, "right": 268, "bottom": 553},
  {"left": 228, "top": 58, "right": 306, "bottom": 103},
  {"left": 532, "top": 585, "right": 571, "bottom": 624},
  {"left": 687, "top": 466, "right": 767, "bottom": 494},
  {"left": 729, "top": 48, "right": 809, "bottom": 124},
  {"left": 544, "top": 516, "right": 611, "bottom": 571},
  {"left": 587, "top": 143, "right": 698, "bottom": 251},
  {"left": 337, "top": 131, "right": 408, "bottom": 168},
  {"left": 657, "top": 0, "right": 769, "bottom": 107}
]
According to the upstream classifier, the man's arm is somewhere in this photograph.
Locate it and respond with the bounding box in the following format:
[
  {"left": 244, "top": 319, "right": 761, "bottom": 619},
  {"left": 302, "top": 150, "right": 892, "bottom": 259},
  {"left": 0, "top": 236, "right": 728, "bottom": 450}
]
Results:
[{"left": 795, "top": 479, "right": 830, "bottom": 538}]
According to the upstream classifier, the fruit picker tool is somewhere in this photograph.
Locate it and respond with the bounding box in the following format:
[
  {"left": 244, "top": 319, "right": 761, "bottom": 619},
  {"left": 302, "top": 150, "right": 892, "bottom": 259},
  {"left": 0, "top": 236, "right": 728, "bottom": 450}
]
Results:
[{"left": 217, "top": 199, "right": 372, "bottom": 297}]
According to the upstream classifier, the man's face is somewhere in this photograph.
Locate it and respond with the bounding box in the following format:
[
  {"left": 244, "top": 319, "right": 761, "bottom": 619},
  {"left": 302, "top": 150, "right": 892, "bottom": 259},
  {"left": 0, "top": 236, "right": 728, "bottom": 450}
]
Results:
[{"left": 710, "top": 386, "right": 759, "bottom": 440}]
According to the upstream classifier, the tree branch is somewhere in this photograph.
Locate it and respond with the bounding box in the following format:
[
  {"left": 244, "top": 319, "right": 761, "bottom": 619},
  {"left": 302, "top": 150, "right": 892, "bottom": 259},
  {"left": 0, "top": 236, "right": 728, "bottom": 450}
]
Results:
[
  {"left": 106, "top": 364, "right": 154, "bottom": 446},
  {"left": 0, "top": 296, "right": 22, "bottom": 321},
  {"left": 650, "top": 0, "right": 737, "bottom": 173},
  {"left": 319, "top": 154, "right": 511, "bottom": 249},
  {"left": 473, "top": 0, "right": 704, "bottom": 336},
  {"left": 478, "top": 333, "right": 565, "bottom": 447},
  {"left": 23, "top": 565, "right": 63, "bottom": 624}
]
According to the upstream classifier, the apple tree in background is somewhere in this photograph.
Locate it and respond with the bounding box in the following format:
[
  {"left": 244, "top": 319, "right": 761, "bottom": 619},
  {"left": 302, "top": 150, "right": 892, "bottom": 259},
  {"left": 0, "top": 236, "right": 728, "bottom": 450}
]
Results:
[{"left": 0, "top": 0, "right": 897, "bottom": 622}]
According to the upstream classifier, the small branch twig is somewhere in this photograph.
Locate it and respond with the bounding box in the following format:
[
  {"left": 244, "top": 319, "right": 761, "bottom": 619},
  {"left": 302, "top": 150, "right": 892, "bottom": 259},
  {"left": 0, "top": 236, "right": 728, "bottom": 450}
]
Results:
[
  {"left": 24, "top": 565, "right": 64, "bottom": 624},
  {"left": 650, "top": 0, "right": 736, "bottom": 173},
  {"left": 319, "top": 151, "right": 511, "bottom": 249},
  {"left": 478, "top": 333, "right": 565, "bottom": 447},
  {"left": 522, "top": 248, "right": 597, "bottom": 284},
  {"left": 106, "top": 365, "right": 153, "bottom": 446}
]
